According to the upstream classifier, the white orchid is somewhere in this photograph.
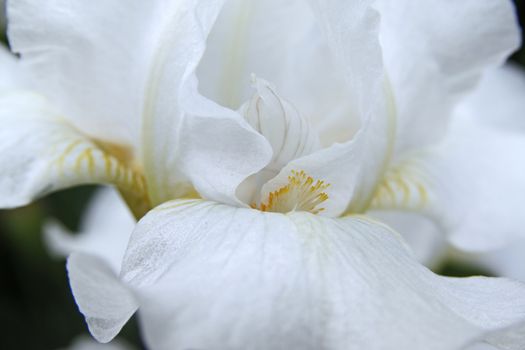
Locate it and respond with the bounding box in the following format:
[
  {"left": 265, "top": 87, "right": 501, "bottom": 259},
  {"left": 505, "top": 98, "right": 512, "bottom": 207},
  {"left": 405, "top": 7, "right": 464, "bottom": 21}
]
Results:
[{"left": 2, "top": 0, "right": 525, "bottom": 349}]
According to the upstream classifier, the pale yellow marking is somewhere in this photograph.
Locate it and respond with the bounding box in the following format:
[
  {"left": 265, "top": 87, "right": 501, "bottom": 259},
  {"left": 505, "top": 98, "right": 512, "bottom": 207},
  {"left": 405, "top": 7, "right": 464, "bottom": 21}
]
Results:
[
  {"left": 369, "top": 158, "right": 430, "bottom": 211},
  {"left": 53, "top": 137, "right": 151, "bottom": 219}
]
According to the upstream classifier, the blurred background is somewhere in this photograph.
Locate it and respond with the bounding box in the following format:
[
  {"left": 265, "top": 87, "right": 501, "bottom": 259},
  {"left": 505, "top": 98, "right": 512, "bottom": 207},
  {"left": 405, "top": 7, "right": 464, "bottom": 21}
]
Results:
[{"left": 0, "top": 1, "right": 524, "bottom": 349}]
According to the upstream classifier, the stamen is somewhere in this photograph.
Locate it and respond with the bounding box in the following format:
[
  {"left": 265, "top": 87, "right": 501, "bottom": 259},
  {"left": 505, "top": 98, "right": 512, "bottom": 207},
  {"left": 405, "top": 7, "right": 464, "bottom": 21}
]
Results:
[{"left": 255, "top": 170, "right": 330, "bottom": 214}]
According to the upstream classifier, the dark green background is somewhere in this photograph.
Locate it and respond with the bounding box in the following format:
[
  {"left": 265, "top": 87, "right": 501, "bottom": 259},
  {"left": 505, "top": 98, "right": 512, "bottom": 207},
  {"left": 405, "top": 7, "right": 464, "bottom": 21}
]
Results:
[{"left": 1, "top": 2, "right": 524, "bottom": 349}]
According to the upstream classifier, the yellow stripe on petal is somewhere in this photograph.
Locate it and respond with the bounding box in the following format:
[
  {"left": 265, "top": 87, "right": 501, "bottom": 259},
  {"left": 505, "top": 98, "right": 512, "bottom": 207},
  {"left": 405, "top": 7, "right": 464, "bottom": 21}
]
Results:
[
  {"left": 368, "top": 157, "right": 431, "bottom": 212},
  {"left": 51, "top": 134, "right": 150, "bottom": 219}
]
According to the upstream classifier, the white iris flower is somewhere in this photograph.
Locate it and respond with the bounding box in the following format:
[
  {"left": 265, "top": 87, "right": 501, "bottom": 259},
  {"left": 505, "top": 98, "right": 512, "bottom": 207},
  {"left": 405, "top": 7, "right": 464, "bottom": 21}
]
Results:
[{"left": 2, "top": 0, "right": 525, "bottom": 349}]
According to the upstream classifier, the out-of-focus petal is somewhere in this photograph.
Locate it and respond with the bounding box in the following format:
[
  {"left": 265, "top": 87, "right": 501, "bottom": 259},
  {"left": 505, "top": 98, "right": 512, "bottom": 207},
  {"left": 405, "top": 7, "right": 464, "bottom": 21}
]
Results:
[
  {"left": 368, "top": 210, "right": 447, "bottom": 267},
  {"left": 431, "top": 72, "right": 525, "bottom": 251},
  {"left": 45, "top": 186, "right": 135, "bottom": 271},
  {"left": 370, "top": 64, "right": 525, "bottom": 252},
  {"left": 459, "top": 64, "right": 525, "bottom": 132},
  {"left": 67, "top": 253, "right": 138, "bottom": 343},
  {"left": 375, "top": 0, "right": 521, "bottom": 152}
]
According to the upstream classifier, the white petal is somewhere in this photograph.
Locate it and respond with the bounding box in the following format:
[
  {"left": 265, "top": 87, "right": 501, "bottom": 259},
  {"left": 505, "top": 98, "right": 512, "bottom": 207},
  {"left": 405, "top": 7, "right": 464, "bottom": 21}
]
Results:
[
  {"left": 431, "top": 95, "right": 525, "bottom": 251},
  {"left": 45, "top": 186, "right": 135, "bottom": 271},
  {"left": 197, "top": 0, "right": 359, "bottom": 144},
  {"left": 139, "top": 0, "right": 272, "bottom": 206},
  {"left": 368, "top": 210, "right": 447, "bottom": 267},
  {"left": 459, "top": 64, "right": 525, "bottom": 132},
  {"left": 256, "top": 0, "right": 391, "bottom": 216},
  {"left": 259, "top": 83, "right": 395, "bottom": 217},
  {"left": 454, "top": 237, "right": 525, "bottom": 284},
  {"left": 7, "top": 0, "right": 160, "bottom": 148},
  {"left": 369, "top": 64, "right": 525, "bottom": 252},
  {"left": 67, "top": 253, "right": 138, "bottom": 344},
  {"left": 374, "top": 0, "right": 521, "bottom": 152},
  {"left": 240, "top": 77, "right": 321, "bottom": 172},
  {"left": 117, "top": 200, "right": 525, "bottom": 350},
  {"left": 0, "top": 45, "right": 26, "bottom": 89},
  {"left": 0, "top": 92, "right": 146, "bottom": 209},
  {"left": 237, "top": 78, "right": 322, "bottom": 203}
]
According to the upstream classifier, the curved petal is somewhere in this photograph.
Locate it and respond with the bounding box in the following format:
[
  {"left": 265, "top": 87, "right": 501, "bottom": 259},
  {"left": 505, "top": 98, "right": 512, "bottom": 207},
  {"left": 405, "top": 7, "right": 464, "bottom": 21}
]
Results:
[
  {"left": 0, "top": 91, "right": 146, "bottom": 210},
  {"left": 459, "top": 64, "right": 525, "bottom": 132},
  {"left": 0, "top": 45, "right": 27, "bottom": 89},
  {"left": 435, "top": 97, "right": 525, "bottom": 251},
  {"left": 259, "top": 81, "right": 395, "bottom": 217},
  {"left": 453, "top": 237, "right": 525, "bottom": 284},
  {"left": 68, "top": 253, "right": 138, "bottom": 343},
  {"left": 368, "top": 210, "right": 447, "bottom": 267},
  {"left": 370, "top": 64, "right": 525, "bottom": 252},
  {"left": 197, "top": 0, "right": 359, "bottom": 144},
  {"left": 140, "top": 0, "right": 272, "bottom": 206},
  {"left": 372, "top": 115, "right": 525, "bottom": 252},
  {"left": 256, "top": 0, "right": 392, "bottom": 217},
  {"left": 374, "top": 0, "right": 521, "bottom": 152},
  {"left": 45, "top": 186, "right": 135, "bottom": 271},
  {"left": 6, "top": 0, "right": 161, "bottom": 148},
  {"left": 113, "top": 200, "right": 525, "bottom": 349}
]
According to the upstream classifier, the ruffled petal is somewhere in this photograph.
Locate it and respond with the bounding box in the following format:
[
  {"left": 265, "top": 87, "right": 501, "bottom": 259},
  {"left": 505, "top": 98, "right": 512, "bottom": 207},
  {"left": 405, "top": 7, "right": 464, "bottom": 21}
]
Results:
[
  {"left": 255, "top": 0, "right": 391, "bottom": 217},
  {"left": 374, "top": 0, "right": 521, "bottom": 152},
  {"left": 139, "top": 0, "right": 272, "bottom": 206},
  {"left": 197, "top": 0, "right": 359, "bottom": 144},
  {"left": 112, "top": 200, "right": 525, "bottom": 349}
]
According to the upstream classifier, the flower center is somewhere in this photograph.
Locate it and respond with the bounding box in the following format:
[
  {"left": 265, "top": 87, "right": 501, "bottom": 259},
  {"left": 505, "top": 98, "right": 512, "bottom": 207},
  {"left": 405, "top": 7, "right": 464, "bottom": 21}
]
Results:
[{"left": 253, "top": 170, "right": 330, "bottom": 214}]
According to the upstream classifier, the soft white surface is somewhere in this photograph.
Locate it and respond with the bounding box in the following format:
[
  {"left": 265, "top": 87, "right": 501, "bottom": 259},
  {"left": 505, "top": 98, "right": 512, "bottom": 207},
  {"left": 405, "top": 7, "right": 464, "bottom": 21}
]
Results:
[
  {"left": 68, "top": 199, "right": 525, "bottom": 349},
  {"left": 368, "top": 64, "right": 525, "bottom": 254},
  {"left": 374, "top": 0, "right": 520, "bottom": 153},
  {"left": 68, "top": 253, "right": 138, "bottom": 343},
  {"left": 7, "top": 0, "right": 158, "bottom": 148},
  {"left": 0, "top": 91, "right": 133, "bottom": 208}
]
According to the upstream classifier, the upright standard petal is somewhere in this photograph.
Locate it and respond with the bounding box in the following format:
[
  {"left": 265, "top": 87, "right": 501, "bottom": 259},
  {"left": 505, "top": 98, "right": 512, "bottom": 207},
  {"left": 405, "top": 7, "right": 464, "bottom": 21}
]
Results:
[
  {"left": 374, "top": 0, "right": 521, "bottom": 152},
  {"left": 109, "top": 200, "right": 525, "bottom": 350},
  {"left": 255, "top": 0, "right": 393, "bottom": 217},
  {"left": 140, "top": 0, "right": 272, "bottom": 206},
  {"left": 197, "top": 0, "right": 360, "bottom": 144}
]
